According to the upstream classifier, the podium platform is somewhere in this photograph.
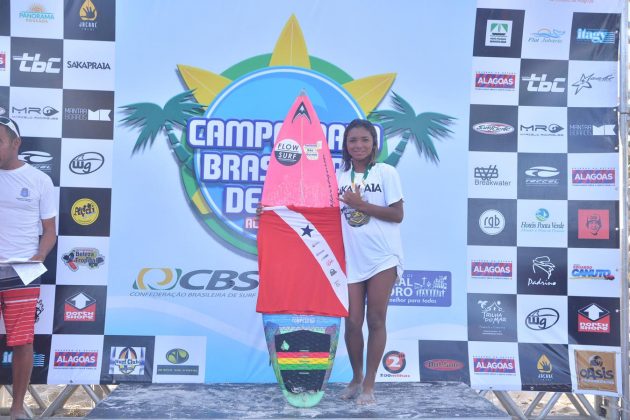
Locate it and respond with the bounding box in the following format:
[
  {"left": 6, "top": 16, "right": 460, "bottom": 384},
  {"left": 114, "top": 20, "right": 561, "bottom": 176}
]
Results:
[{"left": 86, "top": 382, "right": 509, "bottom": 419}]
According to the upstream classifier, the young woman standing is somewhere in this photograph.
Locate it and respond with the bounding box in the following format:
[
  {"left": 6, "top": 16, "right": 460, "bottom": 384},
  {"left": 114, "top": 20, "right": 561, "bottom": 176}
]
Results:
[{"left": 336, "top": 119, "right": 404, "bottom": 405}]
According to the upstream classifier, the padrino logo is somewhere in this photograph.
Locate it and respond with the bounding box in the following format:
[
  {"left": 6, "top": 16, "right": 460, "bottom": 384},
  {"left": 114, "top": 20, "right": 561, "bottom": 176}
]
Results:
[{"left": 121, "top": 15, "right": 454, "bottom": 255}]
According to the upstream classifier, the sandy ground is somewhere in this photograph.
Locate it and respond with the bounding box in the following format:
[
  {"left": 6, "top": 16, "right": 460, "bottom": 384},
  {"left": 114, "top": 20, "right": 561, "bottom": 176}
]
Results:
[{"left": 0, "top": 384, "right": 606, "bottom": 418}]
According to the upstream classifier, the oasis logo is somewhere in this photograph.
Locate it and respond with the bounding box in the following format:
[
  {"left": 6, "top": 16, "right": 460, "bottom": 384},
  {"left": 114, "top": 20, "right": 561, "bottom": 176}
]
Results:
[
  {"left": 578, "top": 303, "right": 610, "bottom": 333},
  {"left": 575, "top": 351, "right": 616, "bottom": 392},
  {"left": 470, "top": 261, "right": 512, "bottom": 278},
  {"left": 54, "top": 351, "right": 98, "bottom": 367},
  {"left": 525, "top": 308, "right": 559, "bottom": 330},
  {"left": 522, "top": 74, "right": 566, "bottom": 93},
  {"left": 472, "top": 122, "right": 514, "bottom": 135},
  {"left": 570, "top": 264, "right": 614, "bottom": 280},
  {"left": 69, "top": 152, "right": 104, "bottom": 175},
  {"left": 132, "top": 267, "right": 259, "bottom": 293},
  {"left": 64, "top": 292, "right": 97, "bottom": 322},
  {"left": 13, "top": 53, "right": 61, "bottom": 73},
  {"left": 572, "top": 169, "right": 615, "bottom": 185},
  {"left": 382, "top": 351, "right": 406, "bottom": 374},
  {"left": 475, "top": 72, "right": 515, "bottom": 89},
  {"left": 473, "top": 357, "right": 515, "bottom": 373},
  {"left": 423, "top": 359, "right": 464, "bottom": 372}
]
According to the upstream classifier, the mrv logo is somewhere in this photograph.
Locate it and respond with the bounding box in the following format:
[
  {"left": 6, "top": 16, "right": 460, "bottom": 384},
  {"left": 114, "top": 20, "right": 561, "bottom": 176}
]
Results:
[{"left": 132, "top": 267, "right": 259, "bottom": 294}]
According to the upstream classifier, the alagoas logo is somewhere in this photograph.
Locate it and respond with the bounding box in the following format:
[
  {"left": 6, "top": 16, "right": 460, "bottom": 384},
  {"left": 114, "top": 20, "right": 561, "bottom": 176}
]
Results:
[
  {"left": 54, "top": 351, "right": 98, "bottom": 367},
  {"left": 121, "top": 15, "right": 454, "bottom": 256},
  {"left": 470, "top": 260, "right": 512, "bottom": 278},
  {"left": 473, "top": 357, "right": 515, "bottom": 374},
  {"left": 475, "top": 72, "right": 515, "bottom": 89},
  {"left": 578, "top": 303, "right": 610, "bottom": 333},
  {"left": 572, "top": 169, "right": 615, "bottom": 186}
]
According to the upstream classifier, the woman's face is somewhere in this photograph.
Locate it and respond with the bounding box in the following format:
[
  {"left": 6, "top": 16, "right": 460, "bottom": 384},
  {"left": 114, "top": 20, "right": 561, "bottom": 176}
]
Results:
[{"left": 345, "top": 126, "right": 374, "bottom": 163}]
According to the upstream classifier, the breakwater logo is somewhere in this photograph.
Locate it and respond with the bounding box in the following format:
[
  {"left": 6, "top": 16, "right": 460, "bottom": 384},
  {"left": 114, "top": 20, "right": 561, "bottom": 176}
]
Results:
[{"left": 121, "top": 15, "right": 454, "bottom": 255}]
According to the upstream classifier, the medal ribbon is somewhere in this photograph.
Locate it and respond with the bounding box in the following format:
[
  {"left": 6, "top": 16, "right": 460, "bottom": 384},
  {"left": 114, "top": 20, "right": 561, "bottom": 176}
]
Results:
[{"left": 350, "top": 163, "right": 373, "bottom": 192}]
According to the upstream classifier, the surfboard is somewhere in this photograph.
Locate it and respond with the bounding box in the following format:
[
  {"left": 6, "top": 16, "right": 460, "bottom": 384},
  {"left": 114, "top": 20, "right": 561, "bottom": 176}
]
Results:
[{"left": 256, "top": 92, "right": 348, "bottom": 408}]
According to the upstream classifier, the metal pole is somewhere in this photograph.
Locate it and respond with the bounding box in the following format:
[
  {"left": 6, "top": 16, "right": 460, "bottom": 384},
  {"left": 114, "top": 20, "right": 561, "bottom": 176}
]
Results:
[{"left": 620, "top": 2, "right": 629, "bottom": 420}]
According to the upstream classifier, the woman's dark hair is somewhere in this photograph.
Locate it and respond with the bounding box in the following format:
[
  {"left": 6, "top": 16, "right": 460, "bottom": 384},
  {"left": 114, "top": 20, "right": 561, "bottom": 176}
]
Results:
[{"left": 341, "top": 119, "right": 378, "bottom": 171}]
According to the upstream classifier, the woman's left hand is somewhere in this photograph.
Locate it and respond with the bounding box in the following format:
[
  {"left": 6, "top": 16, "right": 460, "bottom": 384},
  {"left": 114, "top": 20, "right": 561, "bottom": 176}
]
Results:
[{"left": 339, "top": 187, "right": 365, "bottom": 211}]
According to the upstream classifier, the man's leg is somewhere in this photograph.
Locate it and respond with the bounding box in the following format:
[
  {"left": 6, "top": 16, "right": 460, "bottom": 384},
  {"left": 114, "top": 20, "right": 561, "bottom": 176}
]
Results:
[
  {"left": 10, "top": 344, "right": 33, "bottom": 420},
  {"left": 2, "top": 287, "right": 39, "bottom": 420}
]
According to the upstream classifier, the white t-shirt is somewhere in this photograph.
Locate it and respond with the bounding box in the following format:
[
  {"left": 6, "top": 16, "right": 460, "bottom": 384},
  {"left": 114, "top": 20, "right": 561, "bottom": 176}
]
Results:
[
  {"left": 336, "top": 162, "right": 404, "bottom": 283},
  {"left": 0, "top": 163, "right": 57, "bottom": 260}
]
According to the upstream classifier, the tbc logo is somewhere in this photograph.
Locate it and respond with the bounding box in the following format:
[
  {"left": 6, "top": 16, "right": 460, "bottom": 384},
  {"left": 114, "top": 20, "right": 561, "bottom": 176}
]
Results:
[
  {"left": 522, "top": 74, "right": 566, "bottom": 92},
  {"left": 382, "top": 350, "right": 406, "bottom": 374},
  {"left": 13, "top": 53, "right": 61, "bottom": 73},
  {"left": 134, "top": 267, "right": 258, "bottom": 291}
]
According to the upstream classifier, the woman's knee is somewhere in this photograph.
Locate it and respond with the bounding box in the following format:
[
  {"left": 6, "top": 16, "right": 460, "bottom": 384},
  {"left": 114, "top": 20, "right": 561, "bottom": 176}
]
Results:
[
  {"left": 345, "top": 316, "right": 363, "bottom": 334},
  {"left": 366, "top": 312, "right": 385, "bottom": 331}
]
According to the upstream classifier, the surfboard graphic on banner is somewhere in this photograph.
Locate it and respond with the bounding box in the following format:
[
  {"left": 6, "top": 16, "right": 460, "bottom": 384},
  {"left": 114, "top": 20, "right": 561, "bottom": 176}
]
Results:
[{"left": 256, "top": 92, "right": 348, "bottom": 407}]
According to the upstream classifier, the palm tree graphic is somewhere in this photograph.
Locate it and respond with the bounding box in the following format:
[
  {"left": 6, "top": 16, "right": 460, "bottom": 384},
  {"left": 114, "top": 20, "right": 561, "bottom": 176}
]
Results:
[
  {"left": 120, "top": 91, "right": 204, "bottom": 170},
  {"left": 373, "top": 92, "right": 455, "bottom": 166}
]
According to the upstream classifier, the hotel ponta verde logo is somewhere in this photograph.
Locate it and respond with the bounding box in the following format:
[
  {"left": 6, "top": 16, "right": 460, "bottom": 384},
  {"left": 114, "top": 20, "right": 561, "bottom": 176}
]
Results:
[{"left": 121, "top": 15, "right": 455, "bottom": 255}]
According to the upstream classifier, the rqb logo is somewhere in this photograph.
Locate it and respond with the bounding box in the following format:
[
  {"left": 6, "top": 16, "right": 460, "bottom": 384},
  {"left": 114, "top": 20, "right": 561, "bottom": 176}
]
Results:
[{"left": 479, "top": 209, "right": 505, "bottom": 235}]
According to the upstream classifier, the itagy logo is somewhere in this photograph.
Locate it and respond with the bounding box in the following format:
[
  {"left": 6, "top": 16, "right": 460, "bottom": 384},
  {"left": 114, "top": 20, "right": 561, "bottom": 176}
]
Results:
[{"left": 120, "top": 15, "right": 455, "bottom": 255}]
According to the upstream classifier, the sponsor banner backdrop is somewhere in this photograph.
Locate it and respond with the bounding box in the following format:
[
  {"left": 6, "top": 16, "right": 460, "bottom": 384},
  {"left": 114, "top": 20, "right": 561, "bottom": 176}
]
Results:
[
  {"left": 469, "top": 0, "right": 622, "bottom": 395},
  {"left": 0, "top": 0, "right": 622, "bottom": 394}
]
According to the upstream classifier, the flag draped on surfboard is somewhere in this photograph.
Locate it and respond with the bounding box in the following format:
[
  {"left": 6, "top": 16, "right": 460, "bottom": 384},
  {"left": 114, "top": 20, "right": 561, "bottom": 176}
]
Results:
[{"left": 256, "top": 92, "right": 348, "bottom": 318}]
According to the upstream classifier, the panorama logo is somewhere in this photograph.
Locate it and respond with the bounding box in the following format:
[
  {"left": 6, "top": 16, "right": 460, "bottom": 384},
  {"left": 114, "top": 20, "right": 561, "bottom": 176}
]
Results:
[
  {"left": 121, "top": 15, "right": 454, "bottom": 255},
  {"left": 572, "top": 169, "right": 615, "bottom": 185},
  {"left": 19, "top": 5, "right": 55, "bottom": 23}
]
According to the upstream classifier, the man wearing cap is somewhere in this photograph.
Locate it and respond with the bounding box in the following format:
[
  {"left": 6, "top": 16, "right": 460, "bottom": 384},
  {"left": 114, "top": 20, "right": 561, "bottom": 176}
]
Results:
[{"left": 0, "top": 117, "right": 57, "bottom": 420}]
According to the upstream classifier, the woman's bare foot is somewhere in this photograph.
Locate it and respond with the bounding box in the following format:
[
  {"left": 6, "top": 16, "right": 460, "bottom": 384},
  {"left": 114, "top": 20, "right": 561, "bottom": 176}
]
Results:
[
  {"left": 356, "top": 389, "right": 376, "bottom": 405},
  {"left": 340, "top": 382, "right": 362, "bottom": 400}
]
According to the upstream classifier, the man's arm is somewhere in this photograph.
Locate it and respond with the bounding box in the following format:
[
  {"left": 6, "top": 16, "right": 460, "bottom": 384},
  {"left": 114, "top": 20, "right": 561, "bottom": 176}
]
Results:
[{"left": 30, "top": 217, "right": 57, "bottom": 261}]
